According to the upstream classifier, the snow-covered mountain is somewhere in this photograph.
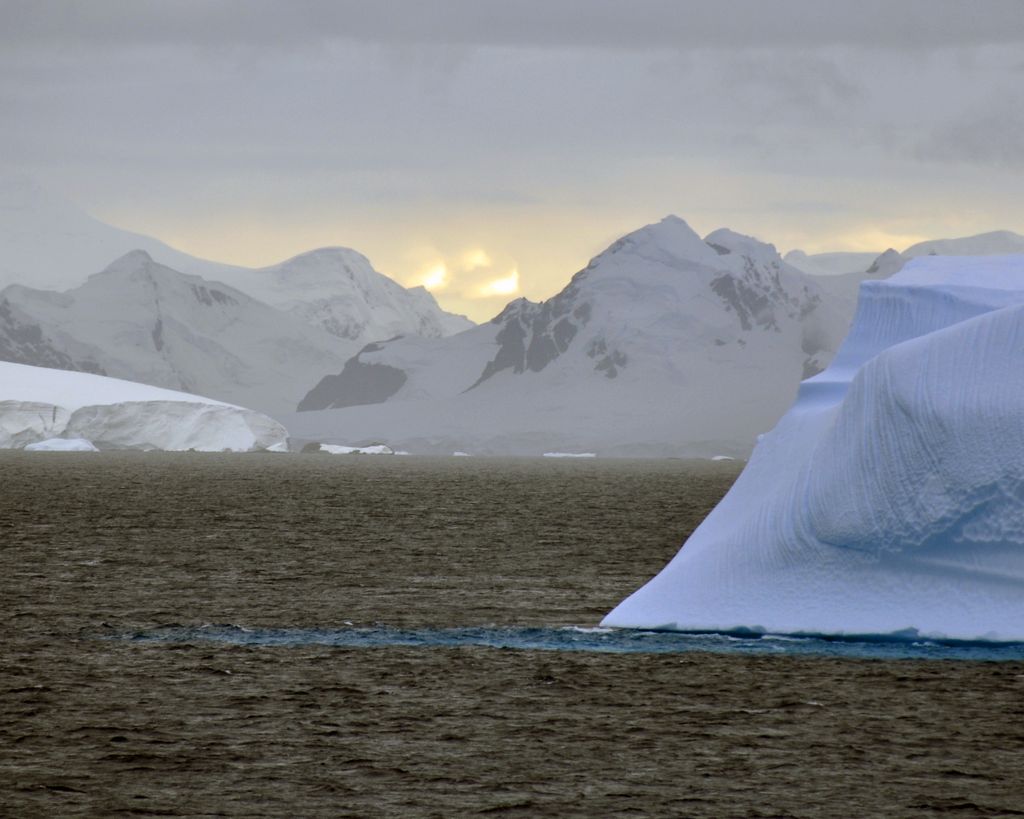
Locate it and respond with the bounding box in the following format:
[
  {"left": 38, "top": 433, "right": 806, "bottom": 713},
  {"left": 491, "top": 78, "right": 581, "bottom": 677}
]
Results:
[
  {"left": 286, "top": 216, "right": 849, "bottom": 457},
  {"left": 0, "top": 175, "right": 473, "bottom": 343},
  {"left": 0, "top": 251, "right": 355, "bottom": 415},
  {"left": 903, "top": 230, "right": 1024, "bottom": 258},
  {"left": 604, "top": 254, "right": 1024, "bottom": 641},
  {"left": 0, "top": 360, "right": 287, "bottom": 451},
  {"left": 785, "top": 231, "right": 1024, "bottom": 282},
  {"left": 213, "top": 247, "right": 473, "bottom": 342},
  {"left": 783, "top": 249, "right": 879, "bottom": 277}
]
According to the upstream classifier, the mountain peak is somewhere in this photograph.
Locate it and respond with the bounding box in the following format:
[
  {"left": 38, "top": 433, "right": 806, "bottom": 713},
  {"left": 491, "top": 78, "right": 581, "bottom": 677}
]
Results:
[
  {"left": 100, "top": 249, "right": 156, "bottom": 276},
  {"left": 589, "top": 215, "right": 721, "bottom": 272},
  {"left": 703, "top": 228, "right": 780, "bottom": 260},
  {"left": 270, "top": 246, "right": 373, "bottom": 271}
]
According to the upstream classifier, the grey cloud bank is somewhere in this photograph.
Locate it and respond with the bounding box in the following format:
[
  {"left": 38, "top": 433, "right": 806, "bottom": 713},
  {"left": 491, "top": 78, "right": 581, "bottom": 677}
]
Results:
[
  {"left": 5, "top": 1, "right": 1024, "bottom": 50},
  {"left": 2, "top": 1, "right": 1022, "bottom": 319}
]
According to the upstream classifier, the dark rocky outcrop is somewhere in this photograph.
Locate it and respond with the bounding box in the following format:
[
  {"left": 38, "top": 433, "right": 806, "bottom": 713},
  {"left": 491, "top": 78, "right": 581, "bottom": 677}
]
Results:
[{"left": 298, "top": 350, "right": 408, "bottom": 411}]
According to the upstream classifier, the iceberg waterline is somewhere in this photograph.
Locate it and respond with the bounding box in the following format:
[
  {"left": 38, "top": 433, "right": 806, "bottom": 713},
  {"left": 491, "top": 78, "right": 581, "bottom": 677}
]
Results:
[
  {"left": 106, "top": 623, "right": 1024, "bottom": 662},
  {"left": 603, "top": 254, "right": 1024, "bottom": 642}
]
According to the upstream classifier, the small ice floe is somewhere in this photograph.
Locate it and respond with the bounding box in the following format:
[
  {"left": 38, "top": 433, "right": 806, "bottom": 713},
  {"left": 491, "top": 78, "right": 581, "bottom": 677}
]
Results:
[
  {"left": 542, "top": 452, "right": 597, "bottom": 458},
  {"left": 710, "top": 455, "right": 736, "bottom": 461},
  {"left": 320, "top": 443, "right": 395, "bottom": 455},
  {"left": 452, "top": 451, "right": 472, "bottom": 457},
  {"left": 24, "top": 437, "right": 98, "bottom": 452}
]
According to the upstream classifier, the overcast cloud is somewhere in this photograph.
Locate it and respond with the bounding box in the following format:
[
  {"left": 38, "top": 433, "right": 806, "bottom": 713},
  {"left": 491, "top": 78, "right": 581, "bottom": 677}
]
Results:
[{"left": 2, "top": 1, "right": 1023, "bottom": 319}]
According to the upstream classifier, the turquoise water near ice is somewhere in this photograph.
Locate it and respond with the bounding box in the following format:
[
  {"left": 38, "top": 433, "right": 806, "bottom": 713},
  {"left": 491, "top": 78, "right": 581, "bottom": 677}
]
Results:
[{"left": 116, "top": 623, "right": 1024, "bottom": 662}]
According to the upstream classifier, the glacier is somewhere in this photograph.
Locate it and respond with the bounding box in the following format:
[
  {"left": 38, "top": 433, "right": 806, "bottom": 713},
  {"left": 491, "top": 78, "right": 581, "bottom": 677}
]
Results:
[
  {"left": 603, "top": 254, "right": 1024, "bottom": 642},
  {"left": 0, "top": 361, "right": 288, "bottom": 452}
]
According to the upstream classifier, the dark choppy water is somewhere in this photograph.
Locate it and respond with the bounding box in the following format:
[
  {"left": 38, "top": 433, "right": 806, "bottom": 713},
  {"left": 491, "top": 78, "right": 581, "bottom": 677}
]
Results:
[{"left": 4, "top": 452, "right": 1024, "bottom": 817}]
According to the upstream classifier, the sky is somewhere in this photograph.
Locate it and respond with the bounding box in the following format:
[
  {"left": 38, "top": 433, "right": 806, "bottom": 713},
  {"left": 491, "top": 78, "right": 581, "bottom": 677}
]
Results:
[{"left": 3, "top": 0, "right": 1024, "bottom": 321}]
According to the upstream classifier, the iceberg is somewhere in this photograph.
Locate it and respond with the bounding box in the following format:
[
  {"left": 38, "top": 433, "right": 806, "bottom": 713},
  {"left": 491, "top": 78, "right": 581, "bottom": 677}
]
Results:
[
  {"left": 24, "top": 437, "right": 98, "bottom": 452},
  {"left": 603, "top": 255, "right": 1024, "bottom": 642},
  {"left": 0, "top": 361, "right": 288, "bottom": 451},
  {"left": 318, "top": 443, "right": 395, "bottom": 455}
]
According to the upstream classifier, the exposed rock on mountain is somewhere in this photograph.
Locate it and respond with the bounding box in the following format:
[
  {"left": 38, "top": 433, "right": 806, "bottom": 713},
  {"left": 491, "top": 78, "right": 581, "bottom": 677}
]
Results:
[{"left": 288, "top": 216, "right": 849, "bottom": 456}]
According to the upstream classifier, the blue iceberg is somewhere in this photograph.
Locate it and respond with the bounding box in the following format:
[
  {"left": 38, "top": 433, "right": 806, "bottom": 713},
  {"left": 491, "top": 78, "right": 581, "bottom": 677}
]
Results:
[{"left": 604, "top": 255, "right": 1024, "bottom": 642}]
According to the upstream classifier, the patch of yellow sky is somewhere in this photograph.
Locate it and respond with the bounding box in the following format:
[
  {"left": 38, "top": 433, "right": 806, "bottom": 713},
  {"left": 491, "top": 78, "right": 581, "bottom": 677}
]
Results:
[
  {"left": 100, "top": 203, "right": 985, "bottom": 324},
  {"left": 410, "top": 248, "right": 519, "bottom": 298},
  {"left": 798, "top": 228, "right": 931, "bottom": 255},
  {"left": 121, "top": 207, "right": 602, "bottom": 322}
]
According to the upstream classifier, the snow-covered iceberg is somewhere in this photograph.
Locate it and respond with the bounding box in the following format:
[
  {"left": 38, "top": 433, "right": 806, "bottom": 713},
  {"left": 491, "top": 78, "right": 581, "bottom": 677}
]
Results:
[
  {"left": 1, "top": 361, "right": 288, "bottom": 451},
  {"left": 603, "top": 255, "right": 1024, "bottom": 642},
  {"left": 318, "top": 443, "right": 395, "bottom": 455},
  {"left": 24, "top": 437, "right": 98, "bottom": 452}
]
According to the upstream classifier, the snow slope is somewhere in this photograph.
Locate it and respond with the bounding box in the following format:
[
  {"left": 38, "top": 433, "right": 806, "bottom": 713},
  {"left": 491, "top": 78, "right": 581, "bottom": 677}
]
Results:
[
  {"left": 904, "top": 230, "right": 1024, "bottom": 258},
  {"left": 286, "top": 216, "right": 848, "bottom": 456},
  {"left": 212, "top": 247, "right": 473, "bottom": 342},
  {"left": 787, "top": 232, "right": 1024, "bottom": 285},
  {"left": 603, "top": 254, "right": 1024, "bottom": 642},
  {"left": 0, "top": 175, "right": 472, "bottom": 343},
  {"left": 0, "top": 361, "right": 287, "bottom": 451},
  {"left": 0, "top": 251, "right": 352, "bottom": 415},
  {"left": 0, "top": 175, "right": 247, "bottom": 292}
]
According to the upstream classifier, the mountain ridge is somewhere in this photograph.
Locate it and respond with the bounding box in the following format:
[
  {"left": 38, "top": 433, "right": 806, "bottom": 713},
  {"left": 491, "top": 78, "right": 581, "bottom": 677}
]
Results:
[
  {"left": 0, "top": 250, "right": 354, "bottom": 415},
  {"left": 286, "top": 216, "right": 847, "bottom": 456},
  {"left": 0, "top": 175, "right": 473, "bottom": 344}
]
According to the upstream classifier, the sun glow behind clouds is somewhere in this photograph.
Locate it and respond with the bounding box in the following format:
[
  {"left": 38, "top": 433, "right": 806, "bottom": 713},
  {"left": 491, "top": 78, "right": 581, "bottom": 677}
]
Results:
[
  {"left": 462, "top": 248, "right": 492, "bottom": 270},
  {"left": 418, "top": 262, "right": 448, "bottom": 290},
  {"left": 478, "top": 268, "right": 519, "bottom": 297},
  {"left": 403, "top": 245, "right": 521, "bottom": 307}
]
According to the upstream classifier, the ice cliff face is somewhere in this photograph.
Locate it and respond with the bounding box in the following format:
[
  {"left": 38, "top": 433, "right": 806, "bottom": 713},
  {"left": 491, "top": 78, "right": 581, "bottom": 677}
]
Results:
[
  {"left": 0, "top": 361, "right": 287, "bottom": 451},
  {"left": 287, "top": 216, "right": 846, "bottom": 456},
  {"left": 603, "top": 254, "right": 1024, "bottom": 642},
  {"left": 0, "top": 251, "right": 353, "bottom": 415}
]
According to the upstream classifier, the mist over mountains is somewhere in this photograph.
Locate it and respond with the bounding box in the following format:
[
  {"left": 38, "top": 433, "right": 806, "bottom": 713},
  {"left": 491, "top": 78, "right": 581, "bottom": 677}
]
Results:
[
  {"left": 0, "top": 179, "right": 472, "bottom": 414},
  {"left": 287, "top": 217, "right": 851, "bottom": 456},
  {"left": 2, "top": 177, "right": 1023, "bottom": 454}
]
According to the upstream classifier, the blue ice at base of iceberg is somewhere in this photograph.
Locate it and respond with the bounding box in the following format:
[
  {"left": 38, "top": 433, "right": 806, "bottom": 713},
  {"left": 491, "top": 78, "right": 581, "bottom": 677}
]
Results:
[
  {"left": 604, "top": 255, "right": 1024, "bottom": 643},
  {"left": 106, "top": 623, "right": 1024, "bottom": 662}
]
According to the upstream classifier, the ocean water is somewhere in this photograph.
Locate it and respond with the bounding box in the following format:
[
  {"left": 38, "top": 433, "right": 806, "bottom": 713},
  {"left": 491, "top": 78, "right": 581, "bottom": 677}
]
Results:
[{"left": 4, "top": 452, "right": 1024, "bottom": 817}]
